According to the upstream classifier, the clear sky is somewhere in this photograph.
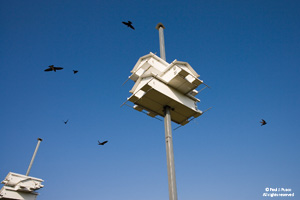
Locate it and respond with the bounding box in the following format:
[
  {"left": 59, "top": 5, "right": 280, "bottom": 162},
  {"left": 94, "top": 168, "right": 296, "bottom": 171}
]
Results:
[{"left": 1, "top": 0, "right": 299, "bottom": 199}]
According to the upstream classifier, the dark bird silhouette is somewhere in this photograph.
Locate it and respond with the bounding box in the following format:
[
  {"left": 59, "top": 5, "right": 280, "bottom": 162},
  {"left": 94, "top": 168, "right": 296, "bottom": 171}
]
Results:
[
  {"left": 98, "top": 140, "right": 108, "bottom": 145},
  {"left": 73, "top": 70, "right": 78, "bottom": 74},
  {"left": 122, "top": 21, "right": 135, "bottom": 30},
  {"left": 64, "top": 120, "right": 68, "bottom": 124},
  {"left": 44, "top": 65, "right": 63, "bottom": 72},
  {"left": 260, "top": 119, "right": 267, "bottom": 126}
]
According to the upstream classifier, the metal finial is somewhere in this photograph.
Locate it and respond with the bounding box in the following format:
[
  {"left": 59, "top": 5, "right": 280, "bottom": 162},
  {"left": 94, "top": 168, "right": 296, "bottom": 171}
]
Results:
[{"left": 156, "top": 23, "right": 165, "bottom": 30}]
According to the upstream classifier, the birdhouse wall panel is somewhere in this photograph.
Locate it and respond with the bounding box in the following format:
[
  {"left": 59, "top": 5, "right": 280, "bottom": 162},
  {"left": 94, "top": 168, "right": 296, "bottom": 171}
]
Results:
[
  {"left": 177, "top": 82, "right": 196, "bottom": 94},
  {"left": 168, "top": 100, "right": 198, "bottom": 118},
  {"left": 139, "top": 59, "right": 150, "bottom": 69},
  {"left": 159, "top": 65, "right": 201, "bottom": 95},
  {"left": 133, "top": 94, "right": 192, "bottom": 124},
  {"left": 148, "top": 78, "right": 198, "bottom": 110},
  {"left": 130, "top": 61, "right": 150, "bottom": 82},
  {"left": 167, "top": 76, "right": 186, "bottom": 90},
  {"left": 169, "top": 111, "right": 189, "bottom": 124},
  {"left": 134, "top": 95, "right": 164, "bottom": 115},
  {"left": 168, "top": 76, "right": 183, "bottom": 89},
  {"left": 130, "top": 76, "right": 153, "bottom": 94},
  {"left": 145, "top": 89, "right": 173, "bottom": 106},
  {"left": 148, "top": 57, "right": 168, "bottom": 72},
  {"left": 136, "top": 68, "right": 146, "bottom": 77},
  {"left": 177, "top": 67, "right": 190, "bottom": 77},
  {"left": 178, "top": 65, "right": 192, "bottom": 75},
  {"left": 160, "top": 65, "right": 183, "bottom": 82},
  {"left": 129, "top": 78, "right": 141, "bottom": 94},
  {"left": 189, "top": 77, "right": 202, "bottom": 86},
  {"left": 136, "top": 60, "right": 151, "bottom": 73},
  {"left": 129, "top": 73, "right": 139, "bottom": 82},
  {"left": 129, "top": 82, "right": 202, "bottom": 124},
  {"left": 185, "top": 74, "right": 196, "bottom": 83},
  {"left": 142, "top": 67, "right": 161, "bottom": 79},
  {"left": 160, "top": 67, "right": 176, "bottom": 82},
  {"left": 2, "top": 173, "right": 44, "bottom": 188},
  {"left": 0, "top": 187, "right": 38, "bottom": 200}
]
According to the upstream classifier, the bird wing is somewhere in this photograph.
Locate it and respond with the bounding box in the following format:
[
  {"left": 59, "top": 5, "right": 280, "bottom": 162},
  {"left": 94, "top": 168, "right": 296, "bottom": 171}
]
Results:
[
  {"left": 122, "top": 21, "right": 128, "bottom": 26},
  {"left": 44, "top": 68, "right": 53, "bottom": 71},
  {"left": 129, "top": 24, "right": 135, "bottom": 30},
  {"left": 98, "top": 140, "right": 108, "bottom": 145},
  {"left": 54, "top": 67, "right": 63, "bottom": 70}
]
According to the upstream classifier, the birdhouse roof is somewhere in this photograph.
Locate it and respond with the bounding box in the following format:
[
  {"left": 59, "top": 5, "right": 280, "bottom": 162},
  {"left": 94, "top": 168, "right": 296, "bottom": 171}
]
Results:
[
  {"left": 130, "top": 52, "right": 169, "bottom": 74},
  {"left": 167, "top": 60, "right": 200, "bottom": 78}
]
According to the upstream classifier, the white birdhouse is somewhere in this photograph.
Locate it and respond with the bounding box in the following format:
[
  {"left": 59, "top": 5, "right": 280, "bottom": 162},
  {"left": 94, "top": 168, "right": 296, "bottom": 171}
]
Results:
[
  {"left": 0, "top": 172, "right": 44, "bottom": 200},
  {"left": 126, "top": 52, "right": 204, "bottom": 125}
]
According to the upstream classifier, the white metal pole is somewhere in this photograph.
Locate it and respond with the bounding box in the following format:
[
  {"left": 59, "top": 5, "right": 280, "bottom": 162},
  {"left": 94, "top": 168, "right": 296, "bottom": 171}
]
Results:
[
  {"left": 26, "top": 138, "right": 42, "bottom": 176},
  {"left": 156, "top": 23, "right": 178, "bottom": 200}
]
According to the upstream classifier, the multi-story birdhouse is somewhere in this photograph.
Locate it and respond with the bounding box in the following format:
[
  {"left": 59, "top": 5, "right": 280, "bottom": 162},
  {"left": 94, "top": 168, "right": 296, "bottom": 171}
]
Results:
[
  {"left": 126, "top": 52, "right": 204, "bottom": 126},
  {"left": 0, "top": 172, "right": 44, "bottom": 200}
]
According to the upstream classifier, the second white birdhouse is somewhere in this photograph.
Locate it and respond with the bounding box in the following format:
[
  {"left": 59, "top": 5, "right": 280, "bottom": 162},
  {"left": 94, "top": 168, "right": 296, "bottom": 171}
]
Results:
[{"left": 0, "top": 172, "right": 44, "bottom": 200}]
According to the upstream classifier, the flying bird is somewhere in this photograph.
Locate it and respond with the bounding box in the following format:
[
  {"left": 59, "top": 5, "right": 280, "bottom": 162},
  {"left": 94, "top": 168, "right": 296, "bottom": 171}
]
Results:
[
  {"left": 122, "top": 21, "right": 135, "bottom": 30},
  {"left": 44, "top": 65, "right": 63, "bottom": 72},
  {"left": 98, "top": 140, "right": 108, "bottom": 145},
  {"left": 260, "top": 119, "right": 267, "bottom": 126},
  {"left": 73, "top": 70, "right": 78, "bottom": 74},
  {"left": 64, "top": 120, "right": 68, "bottom": 124}
]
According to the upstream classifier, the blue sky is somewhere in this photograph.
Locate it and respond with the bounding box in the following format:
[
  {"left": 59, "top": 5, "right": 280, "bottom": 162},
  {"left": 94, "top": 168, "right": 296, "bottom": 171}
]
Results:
[{"left": 1, "top": 0, "right": 299, "bottom": 199}]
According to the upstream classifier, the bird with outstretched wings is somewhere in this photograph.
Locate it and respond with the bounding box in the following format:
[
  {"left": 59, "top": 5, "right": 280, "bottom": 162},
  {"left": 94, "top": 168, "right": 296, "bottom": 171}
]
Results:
[
  {"left": 44, "top": 65, "right": 63, "bottom": 72},
  {"left": 260, "top": 119, "right": 267, "bottom": 126},
  {"left": 98, "top": 140, "right": 108, "bottom": 145},
  {"left": 122, "top": 21, "right": 135, "bottom": 30}
]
